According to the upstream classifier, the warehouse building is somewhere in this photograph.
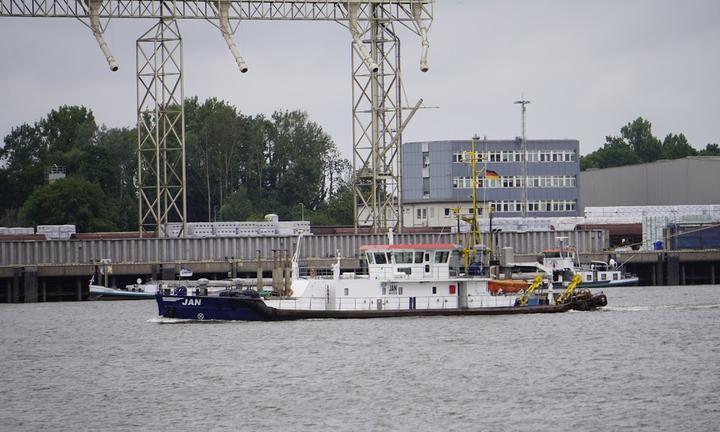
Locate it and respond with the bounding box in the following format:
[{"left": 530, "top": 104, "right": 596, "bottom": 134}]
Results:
[
  {"left": 579, "top": 156, "right": 720, "bottom": 211},
  {"left": 402, "top": 139, "right": 580, "bottom": 228}
]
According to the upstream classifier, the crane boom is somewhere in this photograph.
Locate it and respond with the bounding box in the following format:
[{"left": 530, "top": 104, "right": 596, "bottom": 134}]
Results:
[
  {"left": 516, "top": 274, "right": 544, "bottom": 306},
  {"left": 556, "top": 274, "right": 583, "bottom": 304}
]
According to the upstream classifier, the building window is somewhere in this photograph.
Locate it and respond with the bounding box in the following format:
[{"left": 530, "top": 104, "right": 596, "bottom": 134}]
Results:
[
  {"left": 416, "top": 208, "right": 427, "bottom": 220},
  {"left": 422, "top": 177, "right": 430, "bottom": 198},
  {"left": 422, "top": 151, "right": 430, "bottom": 168},
  {"left": 344, "top": 288, "right": 349, "bottom": 296},
  {"left": 444, "top": 208, "right": 451, "bottom": 217},
  {"left": 432, "top": 286, "right": 437, "bottom": 294}
]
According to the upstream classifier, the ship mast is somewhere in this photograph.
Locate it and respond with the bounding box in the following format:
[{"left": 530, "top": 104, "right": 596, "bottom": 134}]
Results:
[{"left": 460, "top": 134, "right": 484, "bottom": 270}]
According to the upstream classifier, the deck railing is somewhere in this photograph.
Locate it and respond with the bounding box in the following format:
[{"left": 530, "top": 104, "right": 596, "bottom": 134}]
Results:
[{"left": 266, "top": 294, "right": 517, "bottom": 311}]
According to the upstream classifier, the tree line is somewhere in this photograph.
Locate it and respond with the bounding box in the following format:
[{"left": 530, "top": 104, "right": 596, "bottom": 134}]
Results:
[
  {"left": 0, "top": 99, "right": 353, "bottom": 232},
  {"left": 580, "top": 117, "right": 719, "bottom": 171},
  {"left": 3, "top": 106, "right": 717, "bottom": 232}
]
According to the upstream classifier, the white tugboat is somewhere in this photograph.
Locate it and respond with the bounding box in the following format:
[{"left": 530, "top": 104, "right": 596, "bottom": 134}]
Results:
[{"left": 154, "top": 233, "right": 607, "bottom": 321}]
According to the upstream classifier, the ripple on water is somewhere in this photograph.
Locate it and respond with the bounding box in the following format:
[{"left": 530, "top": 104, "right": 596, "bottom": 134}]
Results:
[{"left": 0, "top": 285, "right": 719, "bottom": 432}]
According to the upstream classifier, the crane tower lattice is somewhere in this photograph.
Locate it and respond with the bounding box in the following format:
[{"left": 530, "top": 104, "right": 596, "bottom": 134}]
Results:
[{"left": 0, "top": 0, "right": 434, "bottom": 235}]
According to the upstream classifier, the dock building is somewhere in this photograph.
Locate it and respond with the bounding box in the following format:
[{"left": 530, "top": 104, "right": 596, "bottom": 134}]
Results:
[
  {"left": 579, "top": 156, "right": 720, "bottom": 211},
  {"left": 401, "top": 139, "right": 581, "bottom": 228}
]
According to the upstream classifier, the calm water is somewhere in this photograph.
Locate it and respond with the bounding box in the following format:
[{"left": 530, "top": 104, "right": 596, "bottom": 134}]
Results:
[{"left": 1, "top": 286, "right": 719, "bottom": 432}]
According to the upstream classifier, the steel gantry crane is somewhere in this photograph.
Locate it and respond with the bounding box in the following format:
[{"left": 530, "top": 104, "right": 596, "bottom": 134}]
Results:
[{"left": 0, "top": 0, "right": 433, "bottom": 236}]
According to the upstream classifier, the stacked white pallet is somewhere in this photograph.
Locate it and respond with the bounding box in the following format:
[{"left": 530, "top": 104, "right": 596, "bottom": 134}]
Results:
[
  {"left": 582, "top": 216, "right": 639, "bottom": 225},
  {"left": 586, "top": 206, "right": 720, "bottom": 250},
  {"left": 277, "top": 221, "right": 312, "bottom": 236},
  {"left": 277, "top": 221, "right": 296, "bottom": 236},
  {"left": 58, "top": 225, "right": 76, "bottom": 239},
  {"left": 36, "top": 225, "right": 60, "bottom": 239},
  {"left": 9, "top": 227, "right": 35, "bottom": 235},
  {"left": 37, "top": 225, "right": 75, "bottom": 240},
  {"left": 553, "top": 217, "right": 586, "bottom": 231},
  {"left": 295, "top": 221, "right": 311, "bottom": 234},
  {"left": 680, "top": 214, "right": 714, "bottom": 223},
  {"left": 188, "top": 222, "right": 214, "bottom": 238},
  {"left": 213, "top": 222, "right": 238, "bottom": 237},
  {"left": 179, "top": 219, "right": 312, "bottom": 238},
  {"left": 235, "top": 221, "right": 259, "bottom": 236},
  {"left": 256, "top": 221, "right": 278, "bottom": 236},
  {"left": 163, "top": 223, "right": 184, "bottom": 238},
  {"left": 586, "top": 205, "right": 720, "bottom": 220}
]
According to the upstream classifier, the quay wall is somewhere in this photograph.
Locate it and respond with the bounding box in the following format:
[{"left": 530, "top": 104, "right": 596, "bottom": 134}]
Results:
[
  {"left": 6, "top": 230, "right": 719, "bottom": 301},
  {"left": 0, "top": 230, "right": 607, "bottom": 267}
]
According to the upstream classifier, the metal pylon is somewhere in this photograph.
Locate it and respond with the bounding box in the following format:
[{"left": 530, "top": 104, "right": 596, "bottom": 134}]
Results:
[
  {"left": 136, "top": 19, "right": 187, "bottom": 237},
  {"left": 352, "top": 3, "right": 402, "bottom": 233}
]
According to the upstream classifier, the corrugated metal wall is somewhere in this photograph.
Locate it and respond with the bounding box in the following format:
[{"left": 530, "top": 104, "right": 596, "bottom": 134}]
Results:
[{"left": 0, "top": 231, "right": 607, "bottom": 266}]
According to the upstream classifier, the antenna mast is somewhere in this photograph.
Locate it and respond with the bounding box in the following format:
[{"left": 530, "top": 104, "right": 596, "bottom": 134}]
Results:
[{"left": 514, "top": 94, "right": 530, "bottom": 218}]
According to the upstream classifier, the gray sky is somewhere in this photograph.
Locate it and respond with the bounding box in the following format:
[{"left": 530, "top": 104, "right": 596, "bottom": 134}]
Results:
[{"left": 1, "top": 0, "right": 718, "bottom": 160}]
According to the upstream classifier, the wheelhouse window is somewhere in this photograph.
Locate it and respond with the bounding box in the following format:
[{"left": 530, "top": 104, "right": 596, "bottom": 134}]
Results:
[
  {"left": 374, "top": 252, "right": 388, "bottom": 264},
  {"left": 434, "top": 251, "right": 450, "bottom": 263},
  {"left": 366, "top": 252, "right": 375, "bottom": 264},
  {"left": 414, "top": 252, "right": 424, "bottom": 263},
  {"left": 394, "top": 252, "right": 414, "bottom": 264}
]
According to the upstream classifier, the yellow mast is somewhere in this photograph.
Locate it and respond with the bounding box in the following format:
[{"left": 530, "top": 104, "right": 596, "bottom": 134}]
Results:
[{"left": 460, "top": 134, "right": 483, "bottom": 270}]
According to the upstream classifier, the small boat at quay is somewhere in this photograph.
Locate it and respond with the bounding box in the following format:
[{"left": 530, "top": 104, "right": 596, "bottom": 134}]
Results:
[
  {"left": 90, "top": 278, "right": 243, "bottom": 300},
  {"left": 154, "top": 234, "right": 607, "bottom": 321},
  {"left": 540, "top": 248, "right": 640, "bottom": 288},
  {"left": 89, "top": 282, "right": 158, "bottom": 300}
]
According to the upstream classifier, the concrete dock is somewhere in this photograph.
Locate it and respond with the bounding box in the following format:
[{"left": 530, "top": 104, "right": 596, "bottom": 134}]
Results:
[{"left": 1, "top": 230, "right": 718, "bottom": 302}]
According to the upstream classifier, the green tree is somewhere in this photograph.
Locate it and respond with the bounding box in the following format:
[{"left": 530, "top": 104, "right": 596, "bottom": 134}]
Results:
[
  {"left": 0, "top": 106, "right": 99, "bottom": 222},
  {"left": 620, "top": 117, "right": 662, "bottom": 163},
  {"left": 18, "top": 176, "right": 116, "bottom": 232},
  {"left": 96, "top": 127, "right": 138, "bottom": 230},
  {"left": 581, "top": 136, "right": 640, "bottom": 170},
  {"left": 218, "top": 187, "right": 253, "bottom": 221},
  {"left": 39, "top": 105, "right": 97, "bottom": 154},
  {"left": 660, "top": 133, "right": 696, "bottom": 159},
  {"left": 264, "top": 110, "right": 334, "bottom": 217},
  {"left": 317, "top": 183, "right": 354, "bottom": 225},
  {"left": 699, "top": 143, "right": 720, "bottom": 156},
  {"left": 185, "top": 97, "right": 248, "bottom": 222},
  {"left": 0, "top": 124, "right": 47, "bottom": 214}
]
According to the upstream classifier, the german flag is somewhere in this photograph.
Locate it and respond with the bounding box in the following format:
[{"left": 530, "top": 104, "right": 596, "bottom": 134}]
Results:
[{"left": 485, "top": 169, "right": 500, "bottom": 180}]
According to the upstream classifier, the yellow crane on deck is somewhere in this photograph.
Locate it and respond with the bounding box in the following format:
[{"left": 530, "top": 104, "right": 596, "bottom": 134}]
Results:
[
  {"left": 516, "top": 274, "right": 545, "bottom": 306},
  {"left": 556, "top": 274, "right": 584, "bottom": 304}
]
